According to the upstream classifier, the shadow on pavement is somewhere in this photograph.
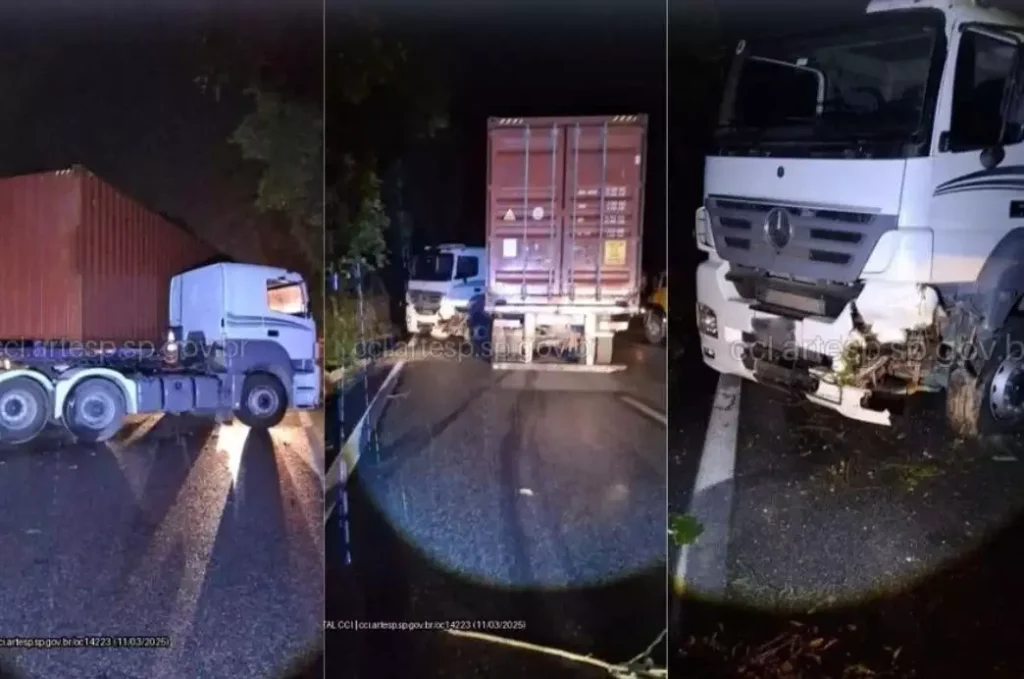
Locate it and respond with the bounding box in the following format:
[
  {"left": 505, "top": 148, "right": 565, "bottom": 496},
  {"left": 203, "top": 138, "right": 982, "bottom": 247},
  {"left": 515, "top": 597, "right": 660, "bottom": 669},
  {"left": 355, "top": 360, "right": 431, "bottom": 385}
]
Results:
[
  {"left": 327, "top": 468, "right": 666, "bottom": 679},
  {"left": 0, "top": 416, "right": 322, "bottom": 679}
]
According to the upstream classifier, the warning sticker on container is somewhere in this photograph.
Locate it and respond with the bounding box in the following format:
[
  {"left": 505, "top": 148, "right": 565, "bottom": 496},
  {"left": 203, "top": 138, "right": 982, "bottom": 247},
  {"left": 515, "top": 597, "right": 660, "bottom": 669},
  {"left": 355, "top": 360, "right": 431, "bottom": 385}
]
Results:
[
  {"left": 531, "top": 206, "right": 544, "bottom": 220},
  {"left": 502, "top": 238, "right": 517, "bottom": 258},
  {"left": 503, "top": 209, "right": 516, "bottom": 221},
  {"left": 603, "top": 240, "right": 627, "bottom": 267}
]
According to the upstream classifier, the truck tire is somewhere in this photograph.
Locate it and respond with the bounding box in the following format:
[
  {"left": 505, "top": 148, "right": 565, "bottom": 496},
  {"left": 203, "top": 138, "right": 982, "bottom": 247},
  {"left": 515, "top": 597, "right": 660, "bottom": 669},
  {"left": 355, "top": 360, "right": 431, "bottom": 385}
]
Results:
[
  {"left": 63, "top": 378, "right": 126, "bottom": 444},
  {"left": 236, "top": 373, "right": 287, "bottom": 429},
  {"left": 595, "top": 337, "right": 614, "bottom": 365},
  {"left": 491, "top": 325, "right": 523, "bottom": 362},
  {"left": 946, "top": 317, "right": 1024, "bottom": 444},
  {"left": 0, "top": 377, "right": 50, "bottom": 445},
  {"left": 644, "top": 308, "right": 666, "bottom": 345}
]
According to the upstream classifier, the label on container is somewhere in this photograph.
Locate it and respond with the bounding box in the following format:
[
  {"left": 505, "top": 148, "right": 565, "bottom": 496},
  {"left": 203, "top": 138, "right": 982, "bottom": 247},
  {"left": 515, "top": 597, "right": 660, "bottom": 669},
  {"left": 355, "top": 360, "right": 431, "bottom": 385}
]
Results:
[
  {"left": 531, "top": 206, "right": 544, "bottom": 221},
  {"left": 503, "top": 209, "right": 516, "bottom": 221},
  {"left": 502, "top": 238, "right": 517, "bottom": 258},
  {"left": 603, "top": 240, "right": 627, "bottom": 267}
]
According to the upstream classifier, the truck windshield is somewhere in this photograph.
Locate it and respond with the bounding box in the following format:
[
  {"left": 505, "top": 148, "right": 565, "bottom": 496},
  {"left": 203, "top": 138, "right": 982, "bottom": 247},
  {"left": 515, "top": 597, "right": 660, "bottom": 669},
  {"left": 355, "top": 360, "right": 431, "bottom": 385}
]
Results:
[
  {"left": 267, "top": 281, "right": 308, "bottom": 317},
  {"left": 716, "top": 10, "right": 944, "bottom": 157},
  {"left": 410, "top": 252, "right": 454, "bottom": 282}
]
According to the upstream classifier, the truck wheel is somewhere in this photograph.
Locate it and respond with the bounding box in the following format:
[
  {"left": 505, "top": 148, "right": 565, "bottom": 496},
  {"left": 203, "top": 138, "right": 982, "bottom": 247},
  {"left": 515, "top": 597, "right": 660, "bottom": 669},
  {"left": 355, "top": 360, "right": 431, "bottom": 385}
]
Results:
[
  {"left": 0, "top": 377, "right": 50, "bottom": 445},
  {"left": 63, "top": 378, "right": 126, "bottom": 444},
  {"left": 594, "top": 337, "right": 615, "bottom": 365},
  {"left": 236, "top": 373, "right": 287, "bottom": 429},
  {"left": 644, "top": 308, "right": 666, "bottom": 345},
  {"left": 491, "top": 325, "right": 523, "bottom": 362},
  {"left": 946, "top": 317, "right": 1024, "bottom": 443}
]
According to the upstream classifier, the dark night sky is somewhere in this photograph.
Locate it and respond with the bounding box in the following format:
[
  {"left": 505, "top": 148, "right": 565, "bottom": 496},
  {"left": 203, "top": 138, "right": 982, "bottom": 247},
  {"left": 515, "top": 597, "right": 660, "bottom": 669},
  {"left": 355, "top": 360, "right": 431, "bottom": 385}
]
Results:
[
  {"left": 0, "top": 1, "right": 319, "bottom": 265},
  {"left": 333, "top": 0, "right": 666, "bottom": 275}
]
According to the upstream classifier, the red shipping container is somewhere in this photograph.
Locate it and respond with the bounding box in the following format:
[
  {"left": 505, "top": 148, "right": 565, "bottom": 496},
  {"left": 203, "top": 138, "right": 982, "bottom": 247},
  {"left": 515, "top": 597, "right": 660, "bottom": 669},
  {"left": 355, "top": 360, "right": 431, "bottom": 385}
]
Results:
[
  {"left": 486, "top": 115, "right": 648, "bottom": 306},
  {"left": 0, "top": 166, "right": 216, "bottom": 344}
]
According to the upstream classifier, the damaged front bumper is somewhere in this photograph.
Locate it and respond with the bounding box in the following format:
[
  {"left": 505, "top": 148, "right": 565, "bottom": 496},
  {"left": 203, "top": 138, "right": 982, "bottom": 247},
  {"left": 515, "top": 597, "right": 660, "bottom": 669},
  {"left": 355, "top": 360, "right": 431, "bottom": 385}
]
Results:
[
  {"left": 405, "top": 305, "right": 469, "bottom": 340},
  {"left": 696, "top": 259, "right": 943, "bottom": 426}
]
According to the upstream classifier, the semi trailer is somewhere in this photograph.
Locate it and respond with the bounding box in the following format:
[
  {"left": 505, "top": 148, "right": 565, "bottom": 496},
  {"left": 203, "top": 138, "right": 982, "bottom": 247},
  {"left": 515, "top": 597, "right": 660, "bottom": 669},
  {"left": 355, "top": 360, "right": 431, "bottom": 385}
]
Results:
[
  {"left": 0, "top": 167, "right": 320, "bottom": 444},
  {"left": 485, "top": 115, "right": 648, "bottom": 368}
]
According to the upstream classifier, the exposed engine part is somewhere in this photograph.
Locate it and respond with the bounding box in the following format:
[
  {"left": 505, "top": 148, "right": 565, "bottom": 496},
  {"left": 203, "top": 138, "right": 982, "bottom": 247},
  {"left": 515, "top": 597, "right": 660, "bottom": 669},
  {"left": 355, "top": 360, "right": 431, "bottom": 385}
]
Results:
[{"left": 836, "top": 325, "right": 944, "bottom": 391}]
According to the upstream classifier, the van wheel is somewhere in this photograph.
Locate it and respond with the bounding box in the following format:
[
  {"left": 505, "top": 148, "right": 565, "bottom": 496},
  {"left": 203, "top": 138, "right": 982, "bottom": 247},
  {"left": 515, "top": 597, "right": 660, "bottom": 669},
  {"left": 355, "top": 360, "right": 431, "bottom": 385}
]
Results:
[
  {"left": 0, "top": 377, "right": 50, "bottom": 445},
  {"left": 946, "top": 317, "right": 1024, "bottom": 445},
  {"left": 236, "top": 373, "right": 287, "bottom": 429},
  {"left": 63, "top": 378, "right": 126, "bottom": 443}
]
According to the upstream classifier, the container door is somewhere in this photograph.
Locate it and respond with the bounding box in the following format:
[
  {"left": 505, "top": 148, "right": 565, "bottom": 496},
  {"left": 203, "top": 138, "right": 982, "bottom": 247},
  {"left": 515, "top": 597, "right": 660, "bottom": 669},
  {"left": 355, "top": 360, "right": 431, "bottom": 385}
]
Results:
[
  {"left": 561, "top": 121, "right": 645, "bottom": 303},
  {"left": 487, "top": 124, "right": 565, "bottom": 303}
]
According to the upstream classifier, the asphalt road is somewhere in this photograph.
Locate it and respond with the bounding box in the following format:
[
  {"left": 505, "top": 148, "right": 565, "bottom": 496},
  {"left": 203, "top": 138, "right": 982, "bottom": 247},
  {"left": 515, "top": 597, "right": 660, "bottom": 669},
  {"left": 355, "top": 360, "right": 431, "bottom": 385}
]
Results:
[
  {"left": 327, "top": 329, "right": 667, "bottom": 678},
  {"left": 0, "top": 411, "right": 324, "bottom": 679},
  {"left": 670, "top": 324, "right": 1024, "bottom": 677}
]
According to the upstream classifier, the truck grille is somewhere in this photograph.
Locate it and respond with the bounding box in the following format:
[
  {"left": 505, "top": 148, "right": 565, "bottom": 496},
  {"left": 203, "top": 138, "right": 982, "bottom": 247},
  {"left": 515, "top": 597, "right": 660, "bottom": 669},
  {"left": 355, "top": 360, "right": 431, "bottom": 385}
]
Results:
[
  {"left": 705, "top": 196, "right": 897, "bottom": 284},
  {"left": 409, "top": 290, "right": 442, "bottom": 315}
]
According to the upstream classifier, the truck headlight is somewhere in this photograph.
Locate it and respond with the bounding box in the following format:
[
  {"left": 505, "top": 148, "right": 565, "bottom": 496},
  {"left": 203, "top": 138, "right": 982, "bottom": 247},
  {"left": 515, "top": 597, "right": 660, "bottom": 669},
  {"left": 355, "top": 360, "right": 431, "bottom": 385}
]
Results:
[
  {"left": 695, "top": 206, "right": 714, "bottom": 253},
  {"left": 697, "top": 303, "right": 718, "bottom": 338}
]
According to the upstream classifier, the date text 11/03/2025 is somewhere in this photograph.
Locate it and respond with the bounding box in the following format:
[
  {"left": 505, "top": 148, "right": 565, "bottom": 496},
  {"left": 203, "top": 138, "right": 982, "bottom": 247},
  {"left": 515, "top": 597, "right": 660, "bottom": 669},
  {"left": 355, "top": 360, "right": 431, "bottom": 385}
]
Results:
[
  {"left": 0, "top": 636, "right": 172, "bottom": 649},
  {"left": 325, "top": 620, "right": 527, "bottom": 632}
]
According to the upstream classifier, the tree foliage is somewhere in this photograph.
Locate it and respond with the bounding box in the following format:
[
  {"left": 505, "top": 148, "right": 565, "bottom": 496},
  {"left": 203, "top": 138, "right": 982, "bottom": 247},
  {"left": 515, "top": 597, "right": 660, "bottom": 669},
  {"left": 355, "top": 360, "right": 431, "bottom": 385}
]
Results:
[
  {"left": 195, "top": 11, "right": 448, "bottom": 340},
  {"left": 193, "top": 17, "right": 321, "bottom": 274},
  {"left": 327, "top": 14, "right": 449, "bottom": 272},
  {"left": 230, "top": 88, "right": 323, "bottom": 276}
]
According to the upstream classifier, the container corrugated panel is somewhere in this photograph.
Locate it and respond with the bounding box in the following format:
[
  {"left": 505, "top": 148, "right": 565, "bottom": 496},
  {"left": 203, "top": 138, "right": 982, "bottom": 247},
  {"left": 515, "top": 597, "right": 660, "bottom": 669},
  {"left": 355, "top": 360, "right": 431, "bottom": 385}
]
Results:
[
  {"left": 78, "top": 170, "right": 216, "bottom": 343},
  {"left": 0, "top": 170, "right": 83, "bottom": 341},
  {"left": 486, "top": 115, "right": 647, "bottom": 306},
  {"left": 0, "top": 167, "right": 216, "bottom": 344}
]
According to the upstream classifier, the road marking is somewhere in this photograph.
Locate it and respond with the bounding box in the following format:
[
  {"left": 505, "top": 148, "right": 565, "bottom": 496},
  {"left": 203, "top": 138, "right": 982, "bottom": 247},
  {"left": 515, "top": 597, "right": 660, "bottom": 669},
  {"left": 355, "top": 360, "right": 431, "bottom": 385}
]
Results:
[
  {"left": 492, "top": 362, "right": 626, "bottom": 373},
  {"left": 619, "top": 394, "right": 667, "bottom": 427},
  {"left": 324, "top": 360, "right": 406, "bottom": 525},
  {"left": 673, "top": 373, "right": 742, "bottom": 598}
]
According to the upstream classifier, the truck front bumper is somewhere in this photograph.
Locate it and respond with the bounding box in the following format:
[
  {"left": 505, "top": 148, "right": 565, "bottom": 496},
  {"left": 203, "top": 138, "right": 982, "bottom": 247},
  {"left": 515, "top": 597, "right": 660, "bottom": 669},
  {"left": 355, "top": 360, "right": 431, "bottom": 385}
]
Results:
[{"left": 695, "top": 259, "right": 892, "bottom": 426}]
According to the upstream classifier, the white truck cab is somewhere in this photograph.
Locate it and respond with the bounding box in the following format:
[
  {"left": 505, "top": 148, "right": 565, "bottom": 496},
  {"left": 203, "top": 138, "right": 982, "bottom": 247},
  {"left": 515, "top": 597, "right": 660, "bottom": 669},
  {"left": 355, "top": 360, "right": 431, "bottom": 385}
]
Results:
[
  {"left": 697, "top": 0, "right": 1024, "bottom": 439},
  {"left": 0, "top": 262, "right": 320, "bottom": 446},
  {"left": 406, "top": 244, "right": 487, "bottom": 340}
]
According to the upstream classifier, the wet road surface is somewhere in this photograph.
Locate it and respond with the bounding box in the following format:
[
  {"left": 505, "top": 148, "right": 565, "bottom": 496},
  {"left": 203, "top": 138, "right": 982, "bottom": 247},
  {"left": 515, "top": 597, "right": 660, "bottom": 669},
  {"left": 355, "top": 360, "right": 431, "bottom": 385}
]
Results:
[
  {"left": 670, "top": 326, "right": 1024, "bottom": 678},
  {"left": 327, "top": 330, "right": 667, "bottom": 678},
  {"left": 0, "top": 411, "right": 324, "bottom": 679}
]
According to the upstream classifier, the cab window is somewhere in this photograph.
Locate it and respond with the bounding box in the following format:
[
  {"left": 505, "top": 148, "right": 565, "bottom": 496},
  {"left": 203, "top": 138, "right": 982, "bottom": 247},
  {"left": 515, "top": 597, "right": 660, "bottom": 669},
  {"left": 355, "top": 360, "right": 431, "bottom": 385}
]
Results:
[
  {"left": 949, "top": 31, "right": 1016, "bottom": 151},
  {"left": 267, "top": 280, "right": 307, "bottom": 316},
  {"left": 455, "top": 256, "right": 479, "bottom": 279}
]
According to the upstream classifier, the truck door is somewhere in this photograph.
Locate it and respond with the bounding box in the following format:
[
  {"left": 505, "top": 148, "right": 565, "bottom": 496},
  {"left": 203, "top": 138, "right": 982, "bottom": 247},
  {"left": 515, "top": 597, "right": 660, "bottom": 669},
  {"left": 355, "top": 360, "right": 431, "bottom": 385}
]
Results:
[{"left": 930, "top": 25, "right": 1023, "bottom": 284}]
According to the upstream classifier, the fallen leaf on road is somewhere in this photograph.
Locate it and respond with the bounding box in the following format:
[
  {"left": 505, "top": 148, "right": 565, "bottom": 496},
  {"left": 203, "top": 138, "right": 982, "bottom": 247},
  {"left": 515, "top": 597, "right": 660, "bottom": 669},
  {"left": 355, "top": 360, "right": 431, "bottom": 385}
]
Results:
[
  {"left": 518, "top": 488, "right": 534, "bottom": 496},
  {"left": 669, "top": 513, "right": 704, "bottom": 546}
]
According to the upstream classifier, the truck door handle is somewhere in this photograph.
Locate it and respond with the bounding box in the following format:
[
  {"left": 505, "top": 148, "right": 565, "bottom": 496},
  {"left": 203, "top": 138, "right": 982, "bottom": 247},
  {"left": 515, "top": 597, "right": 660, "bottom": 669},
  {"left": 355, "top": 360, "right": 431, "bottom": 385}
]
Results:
[{"left": 268, "top": 329, "right": 279, "bottom": 337}]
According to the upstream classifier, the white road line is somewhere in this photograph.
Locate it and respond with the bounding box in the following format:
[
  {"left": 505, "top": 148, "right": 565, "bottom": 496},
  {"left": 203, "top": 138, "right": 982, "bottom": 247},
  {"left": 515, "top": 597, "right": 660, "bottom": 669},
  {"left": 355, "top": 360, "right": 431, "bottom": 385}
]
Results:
[
  {"left": 492, "top": 362, "right": 627, "bottom": 373},
  {"left": 619, "top": 394, "right": 668, "bottom": 427},
  {"left": 323, "top": 360, "right": 406, "bottom": 525},
  {"left": 673, "top": 373, "right": 742, "bottom": 598}
]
